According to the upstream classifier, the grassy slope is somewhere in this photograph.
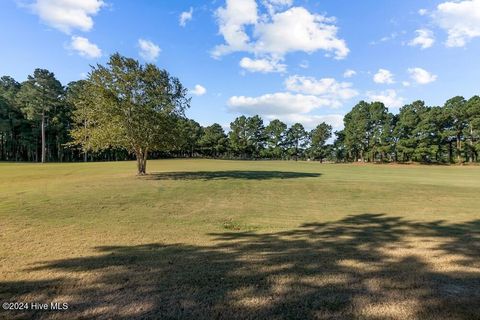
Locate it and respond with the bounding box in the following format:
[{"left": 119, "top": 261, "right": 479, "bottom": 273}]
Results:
[{"left": 0, "top": 160, "right": 479, "bottom": 319}]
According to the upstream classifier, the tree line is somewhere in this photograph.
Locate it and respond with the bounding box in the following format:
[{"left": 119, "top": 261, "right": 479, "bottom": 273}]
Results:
[{"left": 1, "top": 53, "right": 479, "bottom": 173}]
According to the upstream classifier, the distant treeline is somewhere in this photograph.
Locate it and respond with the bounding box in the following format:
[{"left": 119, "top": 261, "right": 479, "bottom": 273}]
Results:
[{"left": 1, "top": 71, "right": 479, "bottom": 164}]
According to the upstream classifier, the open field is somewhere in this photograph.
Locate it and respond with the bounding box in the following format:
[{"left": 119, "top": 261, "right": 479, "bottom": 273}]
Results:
[{"left": 1, "top": 160, "right": 479, "bottom": 319}]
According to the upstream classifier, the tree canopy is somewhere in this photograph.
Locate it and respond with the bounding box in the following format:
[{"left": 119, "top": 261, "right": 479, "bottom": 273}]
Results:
[{"left": 70, "top": 53, "right": 190, "bottom": 174}]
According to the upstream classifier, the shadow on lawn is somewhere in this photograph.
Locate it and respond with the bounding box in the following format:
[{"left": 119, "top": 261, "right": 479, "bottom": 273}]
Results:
[
  {"left": 1, "top": 214, "right": 480, "bottom": 319},
  {"left": 144, "top": 170, "right": 321, "bottom": 181}
]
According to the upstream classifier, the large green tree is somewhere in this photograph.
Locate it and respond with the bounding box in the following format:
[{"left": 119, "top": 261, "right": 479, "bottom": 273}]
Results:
[
  {"left": 70, "top": 53, "right": 190, "bottom": 174},
  {"left": 285, "top": 123, "right": 307, "bottom": 161},
  {"left": 229, "top": 115, "right": 265, "bottom": 159},
  {"left": 66, "top": 80, "right": 96, "bottom": 162},
  {"left": 229, "top": 116, "right": 249, "bottom": 158},
  {"left": 343, "top": 101, "right": 369, "bottom": 161},
  {"left": 200, "top": 123, "right": 227, "bottom": 157},
  {"left": 264, "top": 119, "right": 287, "bottom": 159},
  {"left": 175, "top": 118, "right": 203, "bottom": 157},
  {"left": 0, "top": 76, "right": 22, "bottom": 160},
  {"left": 366, "top": 102, "right": 390, "bottom": 162},
  {"left": 308, "top": 122, "right": 332, "bottom": 162},
  {"left": 16, "top": 69, "right": 63, "bottom": 163},
  {"left": 465, "top": 96, "right": 480, "bottom": 162},
  {"left": 444, "top": 96, "right": 468, "bottom": 163},
  {"left": 412, "top": 106, "right": 445, "bottom": 163},
  {"left": 394, "top": 101, "right": 428, "bottom": 162},
  {"left": 247, "top": 115, "right": 266, "bottom": 158}
]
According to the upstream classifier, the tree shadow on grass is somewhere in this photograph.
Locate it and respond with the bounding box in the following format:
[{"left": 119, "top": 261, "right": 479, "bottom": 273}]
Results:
[
  {"left": 1, "top": 213, "right": 479, "bottom": 319},
  {"left": 144, "top": 170, "right": 322, "bottom": 181}
]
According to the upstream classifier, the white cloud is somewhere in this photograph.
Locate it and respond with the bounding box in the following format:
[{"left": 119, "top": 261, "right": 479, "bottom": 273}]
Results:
[
  {"left": 434, "top": 0, "right": 480, "bottom": 47},
  {"left": 343, "top": 69, "right": 357, "bottom": 78},
  {"left": 191, "top": 84, "right": 207, "bottom": 96},
  {"left": 228, "top": 92, "right": 334, "bottom": 115},
  {"left": 408, "top": 67, "right": 438, "bottom": 84},
  {"left": 370, "top": 31, "right": 406, "bottom": 45},
  {"left": 239, "top": 57, "right": 286, "bottom": 73},
  {"left": 284, "top": 75, "right": 358, "bottom": 102},
  {"left": 30, "top": 0, "right": 105, "bottom": 34},
  {"left": 299, "top": 60, "right": 309, "bottom": 69},
  {"left": 262, "top": 0, "right": 293, "bottom": 15},
  {"left": 402, "top": 81, "right": 411, "bottom": 87},
  {"left": 212, "top": 0, "right": 258, "bottom": 57},
  {"left": 254, "top": 7, "right": 349, "bottom": 59},
  {"left": 373, "top": 69, "right": 395, "bottom": 84},
  {"left": 228, "top": 74, "right": 357, "bottom": 118},
  {"left": 69, "top": 36, "right": 101, "bottom": 58},
  {"left": 212, "top": 2, "right": 349, "bottom": 61},
  {"left": 418, "top": 8, "right": 428, "bottom": 16},
  {"left": 179, "top": 7, "right": 193, "bottom": 27},
  {"left": 366, "top": 89, "right": 405, "bottom": 109},
  {"left": 409, "top": 29, "right": 435, "bottom": 49},
  {"left": 138, "top": 39, "right": 161, "bottom": 62},
  {"left": 227, "top": 73, "right": 358, "bottom": 127}
]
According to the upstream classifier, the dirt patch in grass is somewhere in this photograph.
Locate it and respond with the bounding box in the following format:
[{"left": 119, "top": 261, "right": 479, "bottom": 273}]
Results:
[{"left": 222, "top": 219, "right": 259, "bottom": 232}]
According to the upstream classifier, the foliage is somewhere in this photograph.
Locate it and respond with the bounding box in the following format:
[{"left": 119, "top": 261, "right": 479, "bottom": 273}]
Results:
[
  {"left": 308, "top": 122, "right": 332, "bottom": 162},
  {"left": 69, "top": 53, "right": 190, "bottom": 174}
]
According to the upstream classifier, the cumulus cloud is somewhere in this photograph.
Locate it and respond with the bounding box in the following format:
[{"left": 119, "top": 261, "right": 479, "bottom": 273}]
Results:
[
  {"left": 434, "top": 0, "right": 480, "bottom": 47},
  {"left": 262, "top": 0, "right": 293, "bottom": 15},
  {"left": 212, "top": 1, "right": 349, "bottom": 63},
  {"left": 418, "top": 8, "right": 428, "bottom": 16},
  {"left": 239, "top": 57, "right": 286, "bottom": 73},
  {"left": 227, "top": 75, "right": 358, "bottom": 123},
  {"left": 212, "top": 0, "right": 258, "bottom": 57},
  {"left": 191, "top": 84, "right": 207, "bottom": 96},
  {"left": 343, "top": 69, "right": 357, "bottom": 78},
  {"left": 409, "top": 29, "right": 435, "bottom": 49},
  {"left": 366, "top": 89, "right": 405, "bottom": 109},
  {"left": 373, "top": 69, "right": 395, "bottom": 84},
  {"left": 254, "top": 7, "right": 349, "bottom": 59},
  {"left": 228, "top": 92, "right": 333, "bottom": 115},
  {"left": 284, "top": 75, "right": 358, "bottom": 102},
  {"left": 69, "top": 36, "right": 102, "bottom": 58},
  {"left": 408, "top": 67, "right": 438, "bottom": 84},
  {"left": 29, "top": 0, "right": 105, "bottom": 34},
  {"left": 227, "top": 75, "right": 358, "bottom": 129},
  {"left": 138, "top": 39, "right": 161, "bottom": 62},
  {"left": 179, "top": 7, "right": 193, "bottom": 27}
]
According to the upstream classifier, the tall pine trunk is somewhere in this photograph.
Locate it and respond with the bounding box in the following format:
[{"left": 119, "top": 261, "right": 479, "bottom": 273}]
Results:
[
  {"left": 456, "top": 133, "right": 462, "bottom": 164},
  {"left": 41, "top": 111, "right": 46, "bottom": 163},
  {"left": 84, "top": 119, "right": 88, "bottom": 162}
]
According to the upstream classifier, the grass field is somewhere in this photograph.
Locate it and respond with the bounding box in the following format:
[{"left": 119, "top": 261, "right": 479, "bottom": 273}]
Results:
[{"left": 1, "top": 159, "right": 479, "bottom": 319}]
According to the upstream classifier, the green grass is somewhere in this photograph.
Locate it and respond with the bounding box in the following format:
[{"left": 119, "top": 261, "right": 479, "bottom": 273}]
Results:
[{"left": 1, "top": 160, "right": 479, "bottom": 319}]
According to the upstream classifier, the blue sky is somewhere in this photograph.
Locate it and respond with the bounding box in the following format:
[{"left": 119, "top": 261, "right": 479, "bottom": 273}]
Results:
[{"left": 1, "top": 0, "right": 480, "bottom": 130}]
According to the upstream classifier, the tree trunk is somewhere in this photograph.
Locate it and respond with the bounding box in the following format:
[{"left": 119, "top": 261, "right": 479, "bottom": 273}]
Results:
[
  {"left": 470, "top": 126, "right": 474, "bottom": 163},
  {"left": 84, "top": 119, "right": 88, "bottom": 162},
  {"left": 456, "top": 133, "right": 462, "bottom": 164},
  {"left": 448, "top": 141, "right": 453, "bottom": 163},
  {"left": 136, "top": 148, "right": 148, "bottom": 175},
  {"left": 41, "top": 112, "right": 46, "bottom": 163}
]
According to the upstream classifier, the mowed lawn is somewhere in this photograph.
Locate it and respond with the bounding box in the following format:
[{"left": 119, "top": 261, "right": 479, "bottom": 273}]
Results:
[{"left": 1, "top": 160, "right": 479, "bottom": 319}]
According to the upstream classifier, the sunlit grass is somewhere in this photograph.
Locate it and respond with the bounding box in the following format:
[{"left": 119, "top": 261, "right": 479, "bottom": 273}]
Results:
[{"left": 1, "top": 160, "right": 479, "bottom": 319}]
